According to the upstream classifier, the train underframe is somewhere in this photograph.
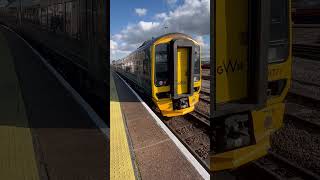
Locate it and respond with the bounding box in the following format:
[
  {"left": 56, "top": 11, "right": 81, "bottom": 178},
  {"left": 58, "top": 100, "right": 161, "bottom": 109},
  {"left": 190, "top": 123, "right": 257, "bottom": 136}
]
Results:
[
  {"left": 211, "top": 103, "right": 284, "bottom": 171},
  {"left": 154, "top": 93, "right": 200, "bottom": 117}
]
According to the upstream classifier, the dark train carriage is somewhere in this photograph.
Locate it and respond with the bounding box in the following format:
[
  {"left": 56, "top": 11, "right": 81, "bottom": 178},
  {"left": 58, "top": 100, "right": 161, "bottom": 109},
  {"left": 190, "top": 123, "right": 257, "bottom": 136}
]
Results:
[
  {"left": 0, "top": 0, "right": 108, "bottom": 99},
  {"left": 119, "top": 44, "right": 152, "bottom": 97}
]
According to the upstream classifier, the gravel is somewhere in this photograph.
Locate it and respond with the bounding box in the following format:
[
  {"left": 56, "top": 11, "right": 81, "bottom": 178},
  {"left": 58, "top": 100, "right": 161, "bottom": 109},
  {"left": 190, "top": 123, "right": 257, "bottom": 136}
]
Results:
[
  {"left": 164, "top": 116, "right": 210, "bottom": 163},
  {"left": 196, "top": 99, "right": 210, "bottom": 116},
  {"left": 271, "top": 119, "right": 320, "bottom": 175}
]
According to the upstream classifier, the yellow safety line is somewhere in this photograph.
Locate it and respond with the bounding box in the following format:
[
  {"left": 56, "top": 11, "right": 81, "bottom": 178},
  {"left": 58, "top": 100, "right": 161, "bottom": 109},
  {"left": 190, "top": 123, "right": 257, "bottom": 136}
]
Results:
[
  {"left": 0, "top": 31, "right": 40, "bottom": 180},
  {"left": 110, "top": 72, "right": 136, "bottom": 180}
]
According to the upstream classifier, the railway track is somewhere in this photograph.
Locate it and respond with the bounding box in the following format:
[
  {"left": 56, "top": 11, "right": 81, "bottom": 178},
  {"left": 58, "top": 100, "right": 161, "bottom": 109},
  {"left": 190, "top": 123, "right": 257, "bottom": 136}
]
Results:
[
  {"left": 293, "top": 44, "right": 320, "bottom": 60},
  {"left": 163, "top": 113, "right": 210, "bottom": 170},
  {"left": 202, "top": 75, "right": 210, "bottom": 80},
  {"left": 188, "top": 110, "right": 210, "bottom": 126},
  {"left": 251, "top": 151, "right": 320, "bottom": 180},
  {"left": 266, "top": 76, "right": 320, "bottom": 178},
  {"left": 285, "top": 102, "right": 320, "bottom": 130},
  {"left": 163, "top": 96, "right": 211, "bottom": 169},
  {"left": 199, "top": 91, "right": 210, "bottom": 104},
  {"left": 200, "top": 90, "right": 210, "bottom": 97}
]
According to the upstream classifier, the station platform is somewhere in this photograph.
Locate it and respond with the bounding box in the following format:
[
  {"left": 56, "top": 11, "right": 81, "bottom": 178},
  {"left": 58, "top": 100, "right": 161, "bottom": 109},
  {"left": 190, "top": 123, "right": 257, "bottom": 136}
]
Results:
[
  {"left": 0, "top": 25, "right": 108, "bottom": 179},
  {"left": 110, "top": 71, "right": 206, "bottom": 180}
]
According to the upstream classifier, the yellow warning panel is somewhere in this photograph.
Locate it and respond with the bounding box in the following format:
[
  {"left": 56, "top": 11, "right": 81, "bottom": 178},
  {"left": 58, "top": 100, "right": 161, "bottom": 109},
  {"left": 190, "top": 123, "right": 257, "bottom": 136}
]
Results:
[
  {"left": 0, "top": 32, "right": 40, "bottom": 180},
  {"left": 215, "top": 0, "right": 249, "bottom": 103},
  {"left": 110, "top": 72, "right": 136, "bottom": 180}
]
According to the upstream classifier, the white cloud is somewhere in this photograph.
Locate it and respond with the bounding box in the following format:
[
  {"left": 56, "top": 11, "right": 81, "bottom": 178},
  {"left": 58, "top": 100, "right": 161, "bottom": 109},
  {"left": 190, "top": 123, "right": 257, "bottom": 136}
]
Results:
[
  {"left": 194, "top": 35, "right": 210, "bottom": 58},
  {"left": 111, "top": 0, "right": 210, "bottom": 60},
  {"left": 166, "top": 0, "right": 178, "bottom": 6},
  {"left": 110, "top": 40, "right": 117, "bottom": 50},
  {"left": 195, "top": 35, "right": 205, "bottom": 46},
  {"left": 135, "top": 8, "right": 147, "bottom": 16},
  {"left": 155, "top": 12, "right": 167, "bottom": 19}
]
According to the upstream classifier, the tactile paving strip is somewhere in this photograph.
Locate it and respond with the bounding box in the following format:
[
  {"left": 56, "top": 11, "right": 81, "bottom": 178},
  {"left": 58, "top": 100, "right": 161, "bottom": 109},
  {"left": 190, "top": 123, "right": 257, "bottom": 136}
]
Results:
[
  {"left": 110, "top": 72, "right": 136, "bottom": 180},
  {"left": 0, "top": 31, "right": 40, "bottom": 180}
]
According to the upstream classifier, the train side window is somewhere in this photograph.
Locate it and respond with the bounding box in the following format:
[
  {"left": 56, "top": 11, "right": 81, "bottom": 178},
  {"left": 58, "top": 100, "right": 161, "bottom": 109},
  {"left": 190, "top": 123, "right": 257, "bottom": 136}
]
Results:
[
  {"left": 41, "top": 8, "right": 47, "bottom": 27},
  {"left": 72, "top": 1, "right": 80, "bottom": 39},
  {"left": 58, "top": 3, "right": 63, "bottom": 31},
  {"left": 38, "top": 7, "right": 41, "bottom": 25},
  {"left": 143, "top": 48, "right": 150, "bottom": 76},
  {"left": 155, "top": 43, "right": 169, "bottom": 86},
  {"left": 48, "top": 6, "right": 53, "bottom": 29},
  {"left": 65, "top": 2, "right": 72, "bottom": 36},
  {"left": 143, "top": 51, "right": 147, "bottom": 75},
  {"left": 268, "top": 0, "right": 289, "bottom": 63}
]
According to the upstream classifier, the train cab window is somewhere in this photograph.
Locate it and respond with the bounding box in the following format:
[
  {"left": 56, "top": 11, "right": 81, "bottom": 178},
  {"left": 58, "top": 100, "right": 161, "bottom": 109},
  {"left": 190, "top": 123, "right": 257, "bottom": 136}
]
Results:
[
  {"left": 194, "top": 45, "right": 201, "bottom": 82},
  {"left": 155, "top": 43, "right": 169, "bottom": 87},
  {"left": 268, "top": 0, "right": 289, "bottom": 63}
]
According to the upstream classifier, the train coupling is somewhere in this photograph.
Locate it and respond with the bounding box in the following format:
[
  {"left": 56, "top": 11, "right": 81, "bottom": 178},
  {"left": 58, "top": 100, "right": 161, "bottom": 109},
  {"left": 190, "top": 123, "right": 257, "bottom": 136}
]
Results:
[
  {"left": 215, "top": 114, "right": 253, "bottom": 152},
  {"left": 173, "top": 97, "right": 189, "bottom": 110}
]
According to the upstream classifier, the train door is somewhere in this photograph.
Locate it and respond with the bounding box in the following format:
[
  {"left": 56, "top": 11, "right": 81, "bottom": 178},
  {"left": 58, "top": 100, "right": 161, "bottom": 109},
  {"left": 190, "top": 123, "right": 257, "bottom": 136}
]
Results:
[
  {"left": 177, "top": 47, "right": 189, "bottom": 95},
  {"left": 170, "top": 39, "right": 195, "bottom": 101},
  {"left": 215, "top": 0, "right": 248, "bottom": 104},
  {"left": 211, "top": 0, "right": 271, "bottom": 171}
]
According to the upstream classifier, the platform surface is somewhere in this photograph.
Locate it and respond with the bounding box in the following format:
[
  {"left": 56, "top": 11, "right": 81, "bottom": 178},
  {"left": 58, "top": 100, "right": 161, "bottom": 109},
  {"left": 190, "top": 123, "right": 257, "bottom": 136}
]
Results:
[
  {"left": 0, "top": 25, "right": 40, "bottom": 180},
  {"left": 0, "top": 25, "right": 108, "bottom": 180},
  {"left": 112, "top": 71, "right": 204, "bottom": 180}
]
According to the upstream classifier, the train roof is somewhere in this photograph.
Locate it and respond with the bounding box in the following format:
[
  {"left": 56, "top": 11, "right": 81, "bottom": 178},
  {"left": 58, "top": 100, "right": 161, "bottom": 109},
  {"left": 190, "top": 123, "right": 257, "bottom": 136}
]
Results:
[
  {"left": 136, "top": 32, "right": 195, "bottom": 51},
  {"left": 113, "top": 32, "right": 196, "bottom": 63}
]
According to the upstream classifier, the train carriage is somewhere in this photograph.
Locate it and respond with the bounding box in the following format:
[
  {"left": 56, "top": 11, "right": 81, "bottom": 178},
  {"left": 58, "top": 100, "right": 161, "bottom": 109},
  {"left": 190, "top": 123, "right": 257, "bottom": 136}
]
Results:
[
  {"left": 212, "top": 0, "right": 292, "bottom": 171},
  {"left": 114, "top": 33, "right": 202, "bottom": 117},
  {"left": 0, "top": 0, "right": 108, "bottom": 100}
]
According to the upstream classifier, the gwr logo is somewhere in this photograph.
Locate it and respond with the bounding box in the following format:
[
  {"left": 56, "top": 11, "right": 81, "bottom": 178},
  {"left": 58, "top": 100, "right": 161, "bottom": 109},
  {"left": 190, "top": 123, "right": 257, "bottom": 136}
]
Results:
[{"left": 216, "top": 59, "right": 246, "bottom": 75}]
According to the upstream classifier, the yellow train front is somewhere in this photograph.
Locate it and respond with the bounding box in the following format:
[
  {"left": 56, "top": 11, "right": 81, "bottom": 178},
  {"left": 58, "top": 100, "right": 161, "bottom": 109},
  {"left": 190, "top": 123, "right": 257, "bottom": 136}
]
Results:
[
  {"left": 211, "top": 0, "right": 292, "bottom": 172},
  {"left": 114, "top": 33, "right": 201, "bottom": 117}
]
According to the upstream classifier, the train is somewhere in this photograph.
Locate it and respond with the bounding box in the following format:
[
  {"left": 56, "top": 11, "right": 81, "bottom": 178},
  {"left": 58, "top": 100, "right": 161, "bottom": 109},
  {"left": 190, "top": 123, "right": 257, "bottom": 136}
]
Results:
[
  {"left": 113, "top": 33, "right": 201, "bottom": 117},
  {"left": 0, "top": 0, "right": 108, "bottom": 100},
  {"left": 211, "top": 0, "right": 292, "bottom": 172}
]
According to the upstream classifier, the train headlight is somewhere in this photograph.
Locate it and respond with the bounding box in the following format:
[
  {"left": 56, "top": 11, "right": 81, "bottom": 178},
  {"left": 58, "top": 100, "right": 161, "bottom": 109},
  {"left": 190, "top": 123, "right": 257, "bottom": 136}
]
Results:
[
  {"left": 194, "top": 75, "right": 200, "bottom": 82},
  {"left": 268, "top": 43, "right": 288, "bottom": 63},
  {"left": 156, "top": 80, "right": 168, "bottom": 87}
]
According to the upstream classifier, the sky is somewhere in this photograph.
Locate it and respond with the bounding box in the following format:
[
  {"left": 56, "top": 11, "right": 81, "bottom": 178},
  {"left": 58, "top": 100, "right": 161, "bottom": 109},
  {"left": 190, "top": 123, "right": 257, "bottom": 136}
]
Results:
[{"left": 110, "top": 0, "right": 210, "bottom": 61}]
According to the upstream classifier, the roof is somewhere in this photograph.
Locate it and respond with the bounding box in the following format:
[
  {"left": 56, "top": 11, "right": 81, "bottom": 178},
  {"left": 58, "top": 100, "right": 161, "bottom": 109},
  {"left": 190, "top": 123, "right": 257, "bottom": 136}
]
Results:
[{"left": 114, "top": 32, "right": 196, "bottom": 63}]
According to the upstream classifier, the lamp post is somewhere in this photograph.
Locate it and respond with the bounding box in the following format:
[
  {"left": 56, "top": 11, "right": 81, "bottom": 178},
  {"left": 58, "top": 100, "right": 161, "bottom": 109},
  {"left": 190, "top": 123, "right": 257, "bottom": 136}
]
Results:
[{"left": 164, "top": 26, "right": 168, "bottom": 34}]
